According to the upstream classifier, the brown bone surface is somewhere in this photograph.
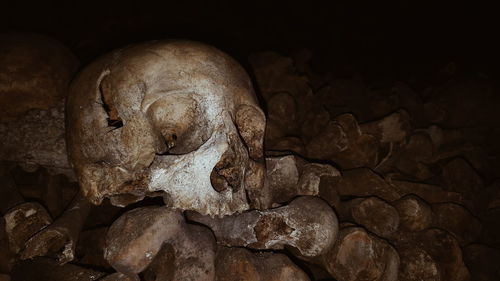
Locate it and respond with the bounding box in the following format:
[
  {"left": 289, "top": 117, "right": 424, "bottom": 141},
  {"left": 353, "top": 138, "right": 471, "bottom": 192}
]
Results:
[
  {"left": 188, "top": 196, "right": 338, "bottom": 257},
  {"left": 66, "top": 40, "right": 266, "bottom": 216},
  {"left": 319, "top": 227, "right": 400, "bottom": 281},
  {"left": 142, "top": 224, "right": 216, "bottom": 281},
  {"left": 20, "top": 192, "right": 93, "bottom": 264},
  {"left": 104, "top": 206, "right": 216, "bottom": 280},
  {"left": 3, "top": 202, "right": 52, "bottom": 254}
]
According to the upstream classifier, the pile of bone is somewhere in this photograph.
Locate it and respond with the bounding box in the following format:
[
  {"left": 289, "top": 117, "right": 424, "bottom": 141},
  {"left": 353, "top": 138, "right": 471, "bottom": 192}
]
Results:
[
  {"left": 250, "top": 51, "right": 500, "bottom": 281},
  {"left": 1, "top": 33, "right": 500, "bottom": 281}
]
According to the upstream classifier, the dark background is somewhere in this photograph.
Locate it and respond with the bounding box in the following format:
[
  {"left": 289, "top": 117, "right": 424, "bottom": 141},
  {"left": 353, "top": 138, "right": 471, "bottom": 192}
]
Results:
[{"left": 2, "top": 1, "right": 498, "bottom": 87}]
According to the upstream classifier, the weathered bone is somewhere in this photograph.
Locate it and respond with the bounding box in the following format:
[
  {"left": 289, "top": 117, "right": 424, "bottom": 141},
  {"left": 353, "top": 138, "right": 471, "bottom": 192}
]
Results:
[
  {"left": 104, "top": 206, "right": 215, "bottom": 279},
  {"left": 375, "top": 131, "right": 435, "bottom": 181},
  {"left": 141, "top": 243, "right": 175, "bottom": 281},
  {"left": 415, "top": 228, "right": 471, "bottom": 281},
  {"left": 66, "top": 40, "right": 266, "bottom": 216},
  {"left": 393, "top": 228, "right": 472, "bottom": 281},
  {"left": 396, "top": 242, "right": 440, "bottom": 281},
  {"left": 388, "top": 179, "right": 468, "bottom": 206},
  {"left": 338, "top": 197, "right": 400, "bottom": 238},
  {"left": 306, "top": 114, "right": 379, "bottom": 169},
  {"left": 334, "top": 168, "right": 400, "bottom": 201},
  {"left": 20, "top": 192, "right": 93, "bottom": 264},
  {"left": 431, "top": 202, "right": 482, "bottom": 246},
  {"left": 0, "top": 167, "right": 30, "bottom": 272},
  {"left": 359, "top": 109, "right": 411, "bottom": 144},
  {"left": 215, "top": 246, "right": 310, "bottom": 281},
  {"left": 3, "top": 202, "right": 52, "bottom": 255},
  {"left": 319, "top": 227, "right": 400, "bottom": 281},
  {"left": 188, "top": 196, "right": 338, "bottom": 257},
  {"left": 392, "top": 194, "right": 432, "bottom": 232},
  {"left": 142, "top": 224, "right": 216, "bottom": 281},
  {"left": 261, "top": 155, "right": 340, "bottom": 207},
  {"left": 104, "top": 207, "right": 182, "bottom": 276}
]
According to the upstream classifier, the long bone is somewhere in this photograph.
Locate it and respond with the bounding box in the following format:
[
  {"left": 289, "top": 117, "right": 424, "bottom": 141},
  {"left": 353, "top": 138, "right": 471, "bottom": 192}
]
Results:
[
  {"left": 187, "top": 196, "right": 338, "bottom": 258},
  {"left": 104, "top": 206, "right": 216, "bottom": 280}
]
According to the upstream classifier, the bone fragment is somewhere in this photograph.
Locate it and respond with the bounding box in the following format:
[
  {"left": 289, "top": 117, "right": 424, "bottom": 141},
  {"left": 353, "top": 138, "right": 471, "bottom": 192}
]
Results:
[
  {"left": 142, "top": 224, "right": 216, "bottom": 281},
  {"left": 21, "top": 192, "right": 93, "bottom": 263},
  {"left": 3, "top": 202, "right": 52, "bottom": 254},
  {"left": 359, "top": 109, "right": 411, "bottom": 144},
  {"left": 262, "top": 155, "right": 340, "bottom": 206},
  {"left": 338, "top": 197, "right": 399, "bottom": 238}
]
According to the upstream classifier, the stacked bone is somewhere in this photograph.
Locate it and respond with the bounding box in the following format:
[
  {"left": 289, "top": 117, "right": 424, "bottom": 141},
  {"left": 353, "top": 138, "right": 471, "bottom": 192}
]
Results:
[
  {"left": 0, "top": 35, "right": 324, "bottom": 281},
  {"left": 250, "top": 51, "right": 500, "bottom": 281},
  {"left": 1, "top": 33, "right": 500, "bottom": 281}
]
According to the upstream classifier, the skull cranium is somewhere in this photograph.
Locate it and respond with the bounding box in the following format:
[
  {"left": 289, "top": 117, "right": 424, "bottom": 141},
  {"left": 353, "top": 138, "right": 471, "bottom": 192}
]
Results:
[{"left": 66, "top": 40, "right": 266, "bottom": 216}]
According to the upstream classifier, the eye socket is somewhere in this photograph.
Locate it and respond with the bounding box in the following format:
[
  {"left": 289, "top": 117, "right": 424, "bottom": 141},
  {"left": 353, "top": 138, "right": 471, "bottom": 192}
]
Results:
[{"left": 147, "top": 95, "right": 211, "bottom": 155}]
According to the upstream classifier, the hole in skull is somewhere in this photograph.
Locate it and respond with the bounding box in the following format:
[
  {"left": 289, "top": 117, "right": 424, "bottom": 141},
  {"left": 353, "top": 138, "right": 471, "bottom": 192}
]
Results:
[
  {"left": 164, "top": 133, "right": 177, "bottom": 150},
  {"left": 99, "top": 80, "right": 123, "bottom": 129}
]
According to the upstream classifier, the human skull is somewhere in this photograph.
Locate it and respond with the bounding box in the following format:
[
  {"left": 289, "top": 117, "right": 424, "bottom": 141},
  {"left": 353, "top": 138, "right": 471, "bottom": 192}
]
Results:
[{"left": 66, "top": 40, "right": 266, "bottom": 216}]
